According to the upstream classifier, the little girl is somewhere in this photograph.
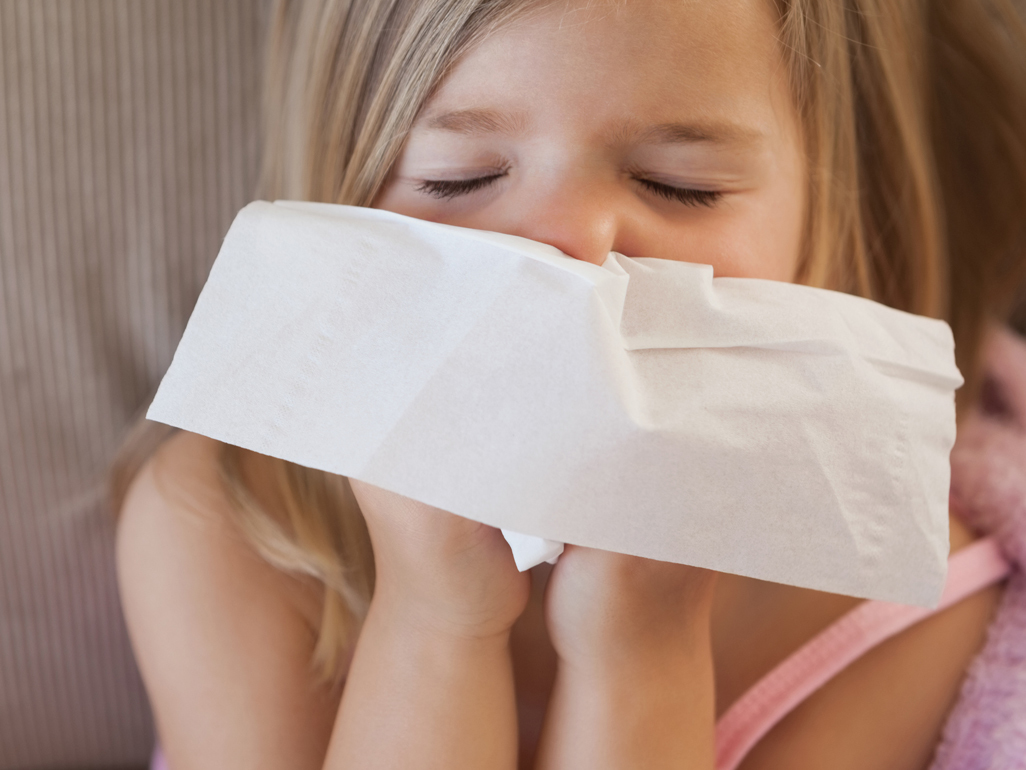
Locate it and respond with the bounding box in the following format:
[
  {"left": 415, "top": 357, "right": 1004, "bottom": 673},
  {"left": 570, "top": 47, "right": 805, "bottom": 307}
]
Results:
[{"left": 111, "top": 0, "right": 1026, "bottom": 768}]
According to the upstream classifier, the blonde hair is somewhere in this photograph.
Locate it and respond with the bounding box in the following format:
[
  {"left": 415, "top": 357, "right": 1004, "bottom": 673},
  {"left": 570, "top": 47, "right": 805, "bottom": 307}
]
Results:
[{"left": 111, "top": 0, "right": 1026, "bottom": 688}]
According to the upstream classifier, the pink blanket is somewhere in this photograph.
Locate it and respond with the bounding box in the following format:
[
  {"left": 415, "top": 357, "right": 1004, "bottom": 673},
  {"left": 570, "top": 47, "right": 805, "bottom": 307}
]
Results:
[{"left": 931, "top": 325, "right": 1026, "bottom": 769}]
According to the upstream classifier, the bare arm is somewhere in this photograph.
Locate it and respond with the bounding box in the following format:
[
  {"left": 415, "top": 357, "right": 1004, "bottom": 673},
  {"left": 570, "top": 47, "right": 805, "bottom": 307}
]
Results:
[
  {"left": 322, "top": 479, "right": 529, "bottom": 770},
  {"left": 536, "top": 640, "right": 715, "bottom": 769},
  {"left": 323, "top": 589, "right": 520, "bottom": 769},
  {"left": 534, "top": 547, "right": 718, "bottom": 770}
]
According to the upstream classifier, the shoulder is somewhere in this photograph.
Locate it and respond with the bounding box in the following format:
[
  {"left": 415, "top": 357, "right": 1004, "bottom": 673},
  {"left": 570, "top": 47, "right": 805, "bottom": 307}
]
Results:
[
  {"left": 117, "top": 430, "right": 325, "bottom": 627},
  {"left": 115, "top": 430, "right": 340, "bottom": 769}
]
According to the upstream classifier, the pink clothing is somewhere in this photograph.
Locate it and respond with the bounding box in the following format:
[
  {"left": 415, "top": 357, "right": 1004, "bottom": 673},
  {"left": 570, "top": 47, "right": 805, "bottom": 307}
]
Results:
[
  {"left": 152, "top": 744, "right": 168, "bottom": 770},
  {"left": 715, "top": 537, "right": 1011, "bottom": 770},
  {"left": 149, "top": 327, "right": 1026, "bottom": 770}
]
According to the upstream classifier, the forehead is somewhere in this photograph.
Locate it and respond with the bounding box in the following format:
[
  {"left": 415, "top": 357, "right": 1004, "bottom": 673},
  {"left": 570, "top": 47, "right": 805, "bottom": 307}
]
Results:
[{"left": 420, "top": 0, "right": 794, "bottom": 142}]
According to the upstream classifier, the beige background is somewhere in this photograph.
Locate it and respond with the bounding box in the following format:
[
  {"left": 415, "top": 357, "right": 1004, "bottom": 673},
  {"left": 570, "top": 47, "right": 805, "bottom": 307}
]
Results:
[{"left": 0, "top": 1, "right": 268, "bottom": 766}]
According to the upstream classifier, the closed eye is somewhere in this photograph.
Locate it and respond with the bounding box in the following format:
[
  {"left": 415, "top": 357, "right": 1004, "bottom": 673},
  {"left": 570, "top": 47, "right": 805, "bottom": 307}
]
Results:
[
  {"left": 634, "top": 178, "right": 722, "bottom": 208},
  {"left": 414, "top": 171, "right": 723, "bottom": 208},
  {"left": 414, "top": 173, "right": 508, "bottom": 199}
]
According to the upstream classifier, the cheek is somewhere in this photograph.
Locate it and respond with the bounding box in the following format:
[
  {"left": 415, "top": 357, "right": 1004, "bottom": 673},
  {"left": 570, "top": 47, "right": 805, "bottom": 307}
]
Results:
[
  {"left": 707, "top": 174, "right": 805, "bottom": 282},
  {"left": 626, "top": 188, "right": 804, "bottom": 282},
  {"left": 741, "top": 196, "right": 804, "bottom": 281}
]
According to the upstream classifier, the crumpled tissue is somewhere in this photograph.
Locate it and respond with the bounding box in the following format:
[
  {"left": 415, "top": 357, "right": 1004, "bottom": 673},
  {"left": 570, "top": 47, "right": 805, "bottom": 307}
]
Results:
[{"left": 148, "top": 200, "right": 964, "bottom": 606}]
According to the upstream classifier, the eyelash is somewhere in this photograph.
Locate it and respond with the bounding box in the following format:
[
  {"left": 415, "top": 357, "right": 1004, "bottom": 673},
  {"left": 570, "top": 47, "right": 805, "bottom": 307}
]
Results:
[
  {"left": 634, "top": 178, "right": 722, "bottom": 208},
  {"left": 414, "top": 173, "right": 723, "bottom": 208},
  {"left": 415, "top": 174, "right": 505, "bottom": 200}
]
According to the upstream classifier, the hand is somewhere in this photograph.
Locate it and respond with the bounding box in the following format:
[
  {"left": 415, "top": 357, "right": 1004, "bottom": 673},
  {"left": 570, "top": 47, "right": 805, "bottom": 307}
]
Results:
[
  {"left": 349, "top": 479, "right": 531, "bottom": 640},
  {"left": 543, "top": 545, "right": 719, "bottom": 671}
]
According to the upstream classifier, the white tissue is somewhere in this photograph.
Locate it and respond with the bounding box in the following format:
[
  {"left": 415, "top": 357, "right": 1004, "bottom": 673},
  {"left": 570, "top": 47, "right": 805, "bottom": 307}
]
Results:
[
  {"left": 500, "top": 531, "right": 564, "bottom": 571},
  {"left": 148, "top": 200, "right": 963, "bottom": 606}
]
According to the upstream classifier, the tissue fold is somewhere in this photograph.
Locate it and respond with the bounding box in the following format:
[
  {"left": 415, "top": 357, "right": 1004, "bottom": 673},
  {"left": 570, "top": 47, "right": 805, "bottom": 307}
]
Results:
[{"left": 148, "top": 200, "right": 963, "bottom": 606}]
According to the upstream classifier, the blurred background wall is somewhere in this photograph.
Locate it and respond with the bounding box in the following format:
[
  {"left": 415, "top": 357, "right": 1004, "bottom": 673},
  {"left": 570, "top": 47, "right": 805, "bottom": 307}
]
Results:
[{"left": 0, "top": 1, "right": 268, "bottom": 766}]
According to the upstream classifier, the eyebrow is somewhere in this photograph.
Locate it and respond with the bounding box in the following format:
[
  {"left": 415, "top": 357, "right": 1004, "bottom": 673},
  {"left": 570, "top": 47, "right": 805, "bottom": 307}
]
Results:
[
  {"left": 421, "top": 108, "right": 764, "bottom": 148},
  {"left": 613, "top": 119, "right": 765, "bottom": 148},
  {"left": 423, "top": 108, "right": 529, "bottom": 136}
]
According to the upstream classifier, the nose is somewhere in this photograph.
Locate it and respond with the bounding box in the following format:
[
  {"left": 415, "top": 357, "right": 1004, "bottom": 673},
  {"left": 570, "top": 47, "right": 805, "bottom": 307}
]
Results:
[{"left": 504, "top": 174, "right": 621, "bottom": 266}]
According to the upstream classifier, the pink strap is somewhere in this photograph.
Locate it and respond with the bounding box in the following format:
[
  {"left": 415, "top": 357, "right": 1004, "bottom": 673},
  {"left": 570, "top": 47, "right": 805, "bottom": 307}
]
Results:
[{"left": 714, "top": 536, "right": 1012, "bottom": 770}]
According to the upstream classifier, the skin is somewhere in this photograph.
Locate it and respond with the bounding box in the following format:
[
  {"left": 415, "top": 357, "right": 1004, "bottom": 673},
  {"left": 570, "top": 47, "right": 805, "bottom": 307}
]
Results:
[
  {"left": 340, "top": 1, "right": 806, "bottom": 766},
  {"left": 335, "top": 1, "right": 999, "bottom": 768},
  {"left": 374, "top": 0, "right": 807, "bottom": 279},
  {"left": 115, "top": 0, "right": 1003, "bottom": 768}
]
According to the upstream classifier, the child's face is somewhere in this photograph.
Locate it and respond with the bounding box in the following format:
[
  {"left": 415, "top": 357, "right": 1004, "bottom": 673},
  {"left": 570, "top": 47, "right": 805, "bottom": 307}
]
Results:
[{"left": 374, "top": 0, "right": 806, "bottom": 282}]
